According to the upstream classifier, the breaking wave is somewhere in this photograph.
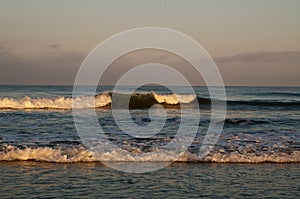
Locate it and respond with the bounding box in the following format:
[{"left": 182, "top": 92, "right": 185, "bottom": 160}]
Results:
[
  {"left": 0, "top": 145, "right": 299, "bottom": 163},
  {"left": 0, "top": 92, "right": 197, "bottom": 110},
  {"left": 0, "top": 94, "right": 112, "bottom": 110},
  {"left": 1, "top": 91, "right": 299, "bottom": 110}
]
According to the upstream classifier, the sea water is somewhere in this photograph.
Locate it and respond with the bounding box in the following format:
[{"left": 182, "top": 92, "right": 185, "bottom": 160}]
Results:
[{"left": 0, "top": 86, "right": 299, "bottom": 198}]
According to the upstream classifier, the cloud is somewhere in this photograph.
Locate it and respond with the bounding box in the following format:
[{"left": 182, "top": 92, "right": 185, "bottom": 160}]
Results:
[
  {"left": 47, "top": 44, "right": 61, "bottom": 49},
  {"left": 0, "top": 48, "right": 299, "bottom": 86},
  {"left": 214, "top": 51, "right": 300, "bottom": 86},
  {"left": 0, "top": 45, "right": 14, "bottom": 52},
  {"left": 215, "top": 51, "right": 300, "bottom": 63},
  {"left": 99, "top": 49, "right": 205, "bottom": 86},
  {"left": 0, "top": 48, "right": 84, "bottom": 85}
]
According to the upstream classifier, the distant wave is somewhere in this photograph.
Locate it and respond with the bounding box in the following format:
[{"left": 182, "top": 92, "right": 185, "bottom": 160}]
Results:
[
  {"left": 253, "top": 92, "right": 300, "bottom": 98},
  {"left": 227, "top": 99, "right": 300, "bottom": 107},
  {"left": 0, "top": 145, "right": 299, "bottom": 163}
]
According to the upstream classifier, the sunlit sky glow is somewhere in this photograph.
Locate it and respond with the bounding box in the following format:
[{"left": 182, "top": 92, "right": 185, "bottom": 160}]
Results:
[{"left": 0, "top": 0, "right": 299, "bottom": 85}]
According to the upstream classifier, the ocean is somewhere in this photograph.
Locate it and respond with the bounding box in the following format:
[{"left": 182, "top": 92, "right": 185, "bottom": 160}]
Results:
[{"left": 0, "top": 85, "right": 299, "bottom": 198}]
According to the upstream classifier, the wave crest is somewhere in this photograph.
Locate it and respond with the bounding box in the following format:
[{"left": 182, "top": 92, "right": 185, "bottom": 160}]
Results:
[{"left": 153, "top": 93, "right": 196, "bottom": 104}]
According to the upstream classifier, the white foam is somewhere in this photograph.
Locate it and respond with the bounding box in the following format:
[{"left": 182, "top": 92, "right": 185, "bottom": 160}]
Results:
[
  {"left": 153, "top": 93, "right": 196, "bottom": 105},
  {"left": 178, "top": 151, "right": 300, "bottom": 163},
  {"left": 1, "top": 145, "right": 299, "bottom": 163},
  {"left": 0, "top": 94, "right": 111, "bottom": 109},
  {"left": 0, "top": 145, "right": 96, "bottom": 162}
]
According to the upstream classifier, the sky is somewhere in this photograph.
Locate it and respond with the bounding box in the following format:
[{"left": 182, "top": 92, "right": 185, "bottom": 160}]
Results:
[{"left": 0, "top": 0, "right": 299, "bottom": 86}]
